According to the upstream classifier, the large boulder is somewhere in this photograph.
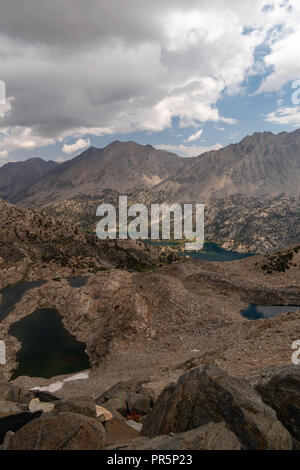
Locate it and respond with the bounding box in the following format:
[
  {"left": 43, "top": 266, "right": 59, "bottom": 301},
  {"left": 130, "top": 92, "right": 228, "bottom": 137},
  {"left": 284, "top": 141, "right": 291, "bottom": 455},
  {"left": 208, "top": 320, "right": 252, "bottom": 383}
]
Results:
[
  {"left": 96, "top": 379, "right": 151, "bottom": 417},
  {"left": 102, "top": 394, "right": 128, "bottom": 416},
  {"left": 127, "top": 392, "right": 151, "bottom": 415},
  {"left": 53, "top": 398, "right": 97, "bottom": 419},
  {"left": 141, "top": 364, "right": 293, "bottom": 450},
  {"left": 97, "top": 379, "right": 146, "bottom": 403},
  {"left": 111, "top": 421, "right": 241, "bottom": 450},
  {"left": 100, "top": 401, "right": 125, "bottom": 421},
  {"left": 256, "top": 365, "right": 300, "bottom": 442},
  {"left": 7, "top": 412, "right": 106, "bottom": 450}
]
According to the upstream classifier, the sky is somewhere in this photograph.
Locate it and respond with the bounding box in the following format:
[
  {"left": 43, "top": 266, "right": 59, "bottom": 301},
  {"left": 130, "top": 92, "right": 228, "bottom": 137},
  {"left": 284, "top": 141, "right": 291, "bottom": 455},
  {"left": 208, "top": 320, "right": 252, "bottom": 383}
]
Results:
[{"left": 0, "top": 0, "right": 300, "bottom": 164}]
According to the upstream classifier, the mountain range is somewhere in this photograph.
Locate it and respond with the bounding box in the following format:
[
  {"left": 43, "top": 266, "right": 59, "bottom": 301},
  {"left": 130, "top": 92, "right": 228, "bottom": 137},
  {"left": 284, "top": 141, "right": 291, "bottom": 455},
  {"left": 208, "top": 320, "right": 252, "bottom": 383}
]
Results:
[
  {"left": 1, "top": 128, "right": 300, "bottom": 209},
  {"left": 11, "top": 142, "right": 185, "bottom": 207},
  {"left": 143, "top": 129, "right": 300, "bottom": 204}
]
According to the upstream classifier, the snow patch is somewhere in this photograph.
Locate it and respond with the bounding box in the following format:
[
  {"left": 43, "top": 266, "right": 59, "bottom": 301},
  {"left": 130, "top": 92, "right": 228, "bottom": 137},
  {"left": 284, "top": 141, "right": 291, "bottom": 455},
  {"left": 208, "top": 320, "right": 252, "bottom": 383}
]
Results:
[{"left": 31, "top": 371, "right": 90, "bottom": 393}]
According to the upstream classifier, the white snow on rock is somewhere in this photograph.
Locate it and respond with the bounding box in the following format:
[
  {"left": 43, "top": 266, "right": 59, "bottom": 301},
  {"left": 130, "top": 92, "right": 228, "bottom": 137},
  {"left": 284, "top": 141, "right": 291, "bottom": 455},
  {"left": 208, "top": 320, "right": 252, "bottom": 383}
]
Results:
[{"left": 31, "top": 371, "right": 90, "bottom": 393}]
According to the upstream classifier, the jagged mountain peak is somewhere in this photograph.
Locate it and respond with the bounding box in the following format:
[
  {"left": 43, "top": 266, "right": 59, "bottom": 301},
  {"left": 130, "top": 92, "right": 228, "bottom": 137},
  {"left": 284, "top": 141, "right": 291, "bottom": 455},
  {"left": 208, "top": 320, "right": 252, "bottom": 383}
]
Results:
[{"left": 15, "top": 140, "right": 186, "bottom": 207}]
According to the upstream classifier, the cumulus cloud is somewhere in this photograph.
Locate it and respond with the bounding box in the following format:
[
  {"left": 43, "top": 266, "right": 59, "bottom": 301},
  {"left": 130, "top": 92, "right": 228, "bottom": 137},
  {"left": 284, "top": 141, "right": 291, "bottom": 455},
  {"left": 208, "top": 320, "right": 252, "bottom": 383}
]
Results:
[
  {"left": 0, "top": 149, "right": 8, "bottom": 158},
  {"left": 156, "top": 142, "right": 223, "bottom": 157},
  {"left": 257, "top": 1, "right": 300, "bottom": 93},
  {"left": 0, "top": 0, "right": 298, "bottom": 154},
  {"left": 265, "top": 106, "right": 300, "bottom": 126},
  {"left": 62, "top": 138, "right": 91, "bottom": 155},
  {"left": 0, "top": 127, "right": 54, "bottom": 151},
  {"left": 184, "top": 129, "right": 203, "bottom": 143}
]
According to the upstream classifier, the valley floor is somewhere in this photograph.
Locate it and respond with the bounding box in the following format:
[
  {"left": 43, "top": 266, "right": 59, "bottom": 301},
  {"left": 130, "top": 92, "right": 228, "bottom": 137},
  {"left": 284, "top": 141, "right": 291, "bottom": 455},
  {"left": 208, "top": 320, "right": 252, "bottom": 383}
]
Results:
[{"left": 1, "top": 247, "right": 299, "bottom": 401}]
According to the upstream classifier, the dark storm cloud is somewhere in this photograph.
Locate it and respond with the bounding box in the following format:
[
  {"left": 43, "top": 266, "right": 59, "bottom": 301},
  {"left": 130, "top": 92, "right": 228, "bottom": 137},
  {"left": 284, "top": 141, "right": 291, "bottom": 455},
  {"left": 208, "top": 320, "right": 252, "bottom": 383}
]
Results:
[
  {"left": 0, "top": 0, "right": 166, "bottom": 48},
  {"left": 0, "top": 0, "right": 296, "bottom": 155}
]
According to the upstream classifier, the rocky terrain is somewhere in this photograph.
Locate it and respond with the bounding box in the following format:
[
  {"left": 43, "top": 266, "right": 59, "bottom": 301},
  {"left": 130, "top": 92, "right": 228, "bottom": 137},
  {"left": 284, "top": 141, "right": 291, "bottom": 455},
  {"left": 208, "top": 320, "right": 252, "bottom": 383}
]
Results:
[
  {"left": 1, "top": 130, "right": 299, "bottom": 255},
  {"left": 0, "top": 259, "right": 299, "bottom": 451},
  {"left": 205, "top": 194, "right": 300, "bottom": 253},
  {"left": 43, "top": 192, "right": 300, "bottom": 254},
  {"left": 0, "top": 198, "right": 178, "bottom": 281},
  {"left": 0, "top": 199, "right": 299, "bottom": 383},
  {"left": 0, "top": 364, "right": 299, "bottom": 450},
  {"left": 1, "top": 235, "right": 299, "bottom": 381}
]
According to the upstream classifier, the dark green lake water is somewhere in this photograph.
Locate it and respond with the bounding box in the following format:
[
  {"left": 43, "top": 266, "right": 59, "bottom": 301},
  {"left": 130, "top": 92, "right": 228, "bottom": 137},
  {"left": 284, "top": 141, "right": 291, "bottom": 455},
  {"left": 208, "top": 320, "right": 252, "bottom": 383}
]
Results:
[
  {"left": 241, "top": 304, "right": 300, "bottom": 320},
  {"left": 146, "top": 241, "right": 253, "bottom": 262},
  {"left": 9, "top": 308, "right": 90, "bottom": 379},
  {"left": 0, "top": 280, "right": 46, "bottom": 322},
  {"left": 180, "top": 242, "right": 252, "bottom": 262}
]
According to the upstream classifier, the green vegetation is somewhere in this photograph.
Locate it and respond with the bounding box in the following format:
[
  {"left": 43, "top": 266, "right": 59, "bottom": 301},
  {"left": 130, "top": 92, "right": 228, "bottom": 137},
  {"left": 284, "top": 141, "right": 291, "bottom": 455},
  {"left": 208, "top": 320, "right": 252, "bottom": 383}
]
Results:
[
  {"left": 132, "top": 263, "right": 156, "bottom": 272},
  {"left": 261, "top": 245, "right": 299, "bottom": 274}
]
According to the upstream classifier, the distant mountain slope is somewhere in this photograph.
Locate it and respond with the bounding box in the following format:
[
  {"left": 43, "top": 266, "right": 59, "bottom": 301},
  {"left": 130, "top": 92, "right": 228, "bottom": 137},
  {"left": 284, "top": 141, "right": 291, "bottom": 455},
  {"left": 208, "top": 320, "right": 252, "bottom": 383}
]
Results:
[
  {"left": 16, "top": 141, "right": 186, "bottom": 207},
  {"left": 149, "top": 129, "right": 300, "bottom": 203},
  {"left": 0, "top": 158, "right": 58, "bottom": 202},
  {"left": 0, "top": 198, "right": 177, "bottom": 271},
  {"left": 44, "top": 192, "right": 300, "bottom": 254}
]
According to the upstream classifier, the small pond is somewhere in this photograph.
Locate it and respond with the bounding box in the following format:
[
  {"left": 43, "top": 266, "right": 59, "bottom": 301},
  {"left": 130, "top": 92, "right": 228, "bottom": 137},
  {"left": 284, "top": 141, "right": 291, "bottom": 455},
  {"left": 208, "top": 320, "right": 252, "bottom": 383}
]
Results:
[
  {"left": 241, "top": 304, "right": 300, "bottom": 320},
  {"left": 67, "top": 276, "right": 89, "bottom": 288},
  {"left": 0, "top": 280, "right": 46, "bottom": 322},
  {"left": 9, "top": 308, "right": 90, "bottom": 379}
]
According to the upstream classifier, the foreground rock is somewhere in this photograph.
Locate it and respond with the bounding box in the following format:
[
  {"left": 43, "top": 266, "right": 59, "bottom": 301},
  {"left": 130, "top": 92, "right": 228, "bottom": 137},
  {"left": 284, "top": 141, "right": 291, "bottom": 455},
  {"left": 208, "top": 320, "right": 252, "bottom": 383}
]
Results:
[
  {"left": 111, "top": 421, "right": 241, "bottom": 450},
  {"left": 0, "top": 401, "right": 21, "bottom": 415},
  {"left": 53, "top": 398, "right": 97, "bottom": 419},
  {"left": 96, "top": 405, "right": 113, "bottom": 423},
  {"left": 1, "top": 364, "right": 298, "bottom": 450},
  {"left": 105, "top": 419, "right": 139, "bottom": 446},
  {"left": 7, "top": 412, "right": 106, "bottom": 450},
  {"left": 141, "top": 364, "right": 293, "bottom": 450},
  {"left": 97, "top": 379, "right": 152, "bottom": 417},
  {"left": 256, "top": 365, "right": 300, "bottom": 442},
  {"left": 0, "top": 382, "right": 32, "bottom": 404}
]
